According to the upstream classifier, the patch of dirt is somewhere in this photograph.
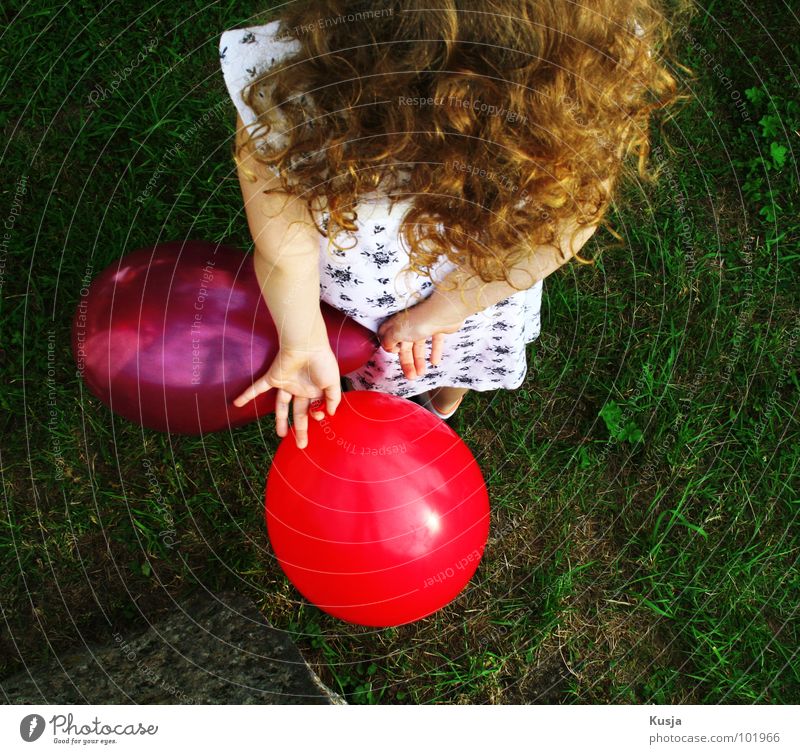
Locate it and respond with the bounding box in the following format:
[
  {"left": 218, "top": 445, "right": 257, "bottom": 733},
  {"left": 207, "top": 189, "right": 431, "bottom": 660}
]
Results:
[{"left": 529, "top": 513, "right": 690, "bottom": 702}]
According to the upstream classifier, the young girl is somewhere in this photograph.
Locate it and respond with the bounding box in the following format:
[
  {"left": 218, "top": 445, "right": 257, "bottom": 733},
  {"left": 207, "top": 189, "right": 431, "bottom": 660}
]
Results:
[{"left": 223, "top": 0, "right": 692, "bottom": 447}]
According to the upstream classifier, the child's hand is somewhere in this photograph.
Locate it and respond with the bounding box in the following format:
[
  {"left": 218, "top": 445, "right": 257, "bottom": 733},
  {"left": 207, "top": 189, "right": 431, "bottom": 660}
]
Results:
[
  {"left": 377, "top": 303, "right": 465, "bottom": 380},
  {"left": 232, "top": 346, "right": 341, "bottom": 449}
]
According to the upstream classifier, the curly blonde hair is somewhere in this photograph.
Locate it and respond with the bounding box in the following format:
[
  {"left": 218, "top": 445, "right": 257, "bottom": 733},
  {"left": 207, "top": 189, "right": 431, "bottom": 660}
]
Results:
[{"left": 234, "top": 0, "right": 696, "bottom": 288}]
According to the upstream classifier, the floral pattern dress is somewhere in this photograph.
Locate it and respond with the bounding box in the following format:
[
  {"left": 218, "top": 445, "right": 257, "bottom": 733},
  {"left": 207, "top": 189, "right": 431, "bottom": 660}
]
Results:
[{"left": 219, "top": 21, "right": 544, "bottom": 398}]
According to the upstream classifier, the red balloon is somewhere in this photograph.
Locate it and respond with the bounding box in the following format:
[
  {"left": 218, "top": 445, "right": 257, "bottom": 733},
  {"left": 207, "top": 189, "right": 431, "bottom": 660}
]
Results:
[
  {"left": 71, "top": 240, "right": 378, "bottom": 434},
  {"left": 265, "top": 391, "right": 490, "bottom": 627}
]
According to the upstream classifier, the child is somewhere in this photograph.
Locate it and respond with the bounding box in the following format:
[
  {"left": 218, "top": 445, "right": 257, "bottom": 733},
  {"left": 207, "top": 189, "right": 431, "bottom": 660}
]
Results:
[{"left": 222, "top": 1, "right": 692, "bottom": 447}]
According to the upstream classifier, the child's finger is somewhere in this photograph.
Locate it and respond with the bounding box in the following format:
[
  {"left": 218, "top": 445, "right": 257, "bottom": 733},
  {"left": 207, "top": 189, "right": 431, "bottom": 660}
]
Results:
[
  {"left": 379, "top": 331, "right": 401, "bottom": 353},
  {"left": 309, "top": 396, "right": 325, "bottom": 421},
  {"left": 412, "top": 340, "right": 427, "bottom": 376},
  {"left": 274, "top": 388, "right": 292, "bottom": 437},
  {"left": 292, "top": 396, "right": 310, "bottom": 449},
  {"left": 430, "top": 333, "right": 445, "bottom": 365},
  {"left": 398, "top": 341, "right": 416, "bottom": 379},
  {"left": 324, "top": 382, "right": 342, "bottom": 417},
  {"left": 233, "top": 375, "right": 272, "bottom": 407}
]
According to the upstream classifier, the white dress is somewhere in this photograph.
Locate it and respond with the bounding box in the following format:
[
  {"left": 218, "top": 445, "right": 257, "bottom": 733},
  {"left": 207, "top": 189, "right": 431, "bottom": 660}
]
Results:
[{"left": 219, "top": 21, "right": 543, "bottom": 399}]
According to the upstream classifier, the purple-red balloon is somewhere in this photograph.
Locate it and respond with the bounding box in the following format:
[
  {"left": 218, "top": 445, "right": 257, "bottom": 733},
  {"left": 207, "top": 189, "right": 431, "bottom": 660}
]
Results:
[
  {"left": 72, "top": 240, "right": 378, "bottom": 434},
  {"left": 265, "top": 391, "right": 490, "bottom": 627}
]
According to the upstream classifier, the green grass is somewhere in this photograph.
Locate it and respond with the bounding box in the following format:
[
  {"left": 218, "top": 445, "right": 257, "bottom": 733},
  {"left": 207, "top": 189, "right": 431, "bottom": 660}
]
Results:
[{"left": 1, "top": 0, "right": 798, "bottom": 704}]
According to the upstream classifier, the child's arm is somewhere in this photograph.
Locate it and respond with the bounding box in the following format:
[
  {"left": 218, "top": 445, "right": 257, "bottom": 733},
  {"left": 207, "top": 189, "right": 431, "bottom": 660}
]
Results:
[
  {"left": 233, "top": 113, "right": 328, "bottom": 350},
  {"left": 421, "top": 215, "right": 601, "bottom": 326},
  {"left": 231, "top": 113, "right": 341, "bottom": 446},
  {"left": 423, "top": 141, "right": 627, "bottom": 326},
  {"left": 377, "top": 214, "right": 600, "bottom": 380}
]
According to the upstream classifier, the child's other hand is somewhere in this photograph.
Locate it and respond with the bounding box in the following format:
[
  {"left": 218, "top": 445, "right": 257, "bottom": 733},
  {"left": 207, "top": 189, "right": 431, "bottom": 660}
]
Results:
[
  {"left": 377, "top": 304, "right": 465, "bottom": 380},
  {"left": 232, "top": 346, "right": 341, "bottom": 449}
]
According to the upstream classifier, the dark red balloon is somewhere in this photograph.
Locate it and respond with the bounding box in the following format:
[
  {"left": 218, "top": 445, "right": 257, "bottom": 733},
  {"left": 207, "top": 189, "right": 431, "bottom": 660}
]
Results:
[
  {"left": 72, "top": 240, "right": 378, "bottom": 434},
  {"left": 265, "top": 390, "right": 490, "bottom": 627}
]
